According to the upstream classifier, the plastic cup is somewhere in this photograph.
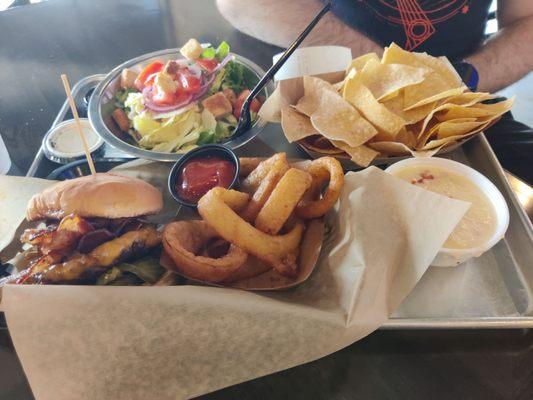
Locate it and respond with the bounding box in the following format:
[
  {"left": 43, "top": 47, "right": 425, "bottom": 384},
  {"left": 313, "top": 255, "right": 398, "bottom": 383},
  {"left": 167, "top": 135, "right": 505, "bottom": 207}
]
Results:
[{"left": 0, "top": 134, "right": 11, "bottom": 175}]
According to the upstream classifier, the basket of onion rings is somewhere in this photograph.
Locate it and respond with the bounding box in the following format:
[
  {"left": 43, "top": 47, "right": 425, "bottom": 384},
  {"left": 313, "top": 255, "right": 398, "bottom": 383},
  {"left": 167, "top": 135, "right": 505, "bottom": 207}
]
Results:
[{"left": 160, "top": 152, "right": 345, "bottom": 290}]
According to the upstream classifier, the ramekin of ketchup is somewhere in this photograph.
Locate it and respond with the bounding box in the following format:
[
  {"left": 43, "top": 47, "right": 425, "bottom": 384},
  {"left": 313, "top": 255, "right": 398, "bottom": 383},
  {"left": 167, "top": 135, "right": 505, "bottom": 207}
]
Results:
[{"left": 168, "top": 145, "right": 240, "bottom": 207}]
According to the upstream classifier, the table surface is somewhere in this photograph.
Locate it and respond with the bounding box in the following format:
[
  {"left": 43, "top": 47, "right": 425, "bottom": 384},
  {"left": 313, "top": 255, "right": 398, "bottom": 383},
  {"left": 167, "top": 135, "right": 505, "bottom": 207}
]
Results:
[{"left": 1, "top": 1, "right": 532, "bottom": 399}]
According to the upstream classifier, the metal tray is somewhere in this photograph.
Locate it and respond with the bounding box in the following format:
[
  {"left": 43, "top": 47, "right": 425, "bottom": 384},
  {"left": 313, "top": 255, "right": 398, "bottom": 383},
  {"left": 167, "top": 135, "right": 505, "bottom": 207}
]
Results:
[{"left": 23, "top": 75, "right": 533, "bottom": 329}]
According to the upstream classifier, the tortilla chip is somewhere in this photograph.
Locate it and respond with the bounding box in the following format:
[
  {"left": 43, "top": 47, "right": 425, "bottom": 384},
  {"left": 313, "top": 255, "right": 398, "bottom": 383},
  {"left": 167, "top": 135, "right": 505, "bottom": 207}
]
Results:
[
  {"left": 299, "top": 135, "right": 344, "bottom": 155},
  {"left": 280, "top": 106, "right": 318, "bottom": 143},
  {"left": 382, "top": 44, "right": 464, "bottom": 110},
  {"left": 360, "top": 58, "right": 430, "bottom": 100},
  {"left": 382, "top": 92, "right": 436, "bottom": 124},
  {"left": 435, "top": 119, "right": 487, "bottom": 139},
  {"left": 445, "top": 92, "right": 494, "bottom": 106},
  {"left": 346, "top": 52, "right": 380, "bottom": 73},
  {"left": 380, "top": 90, "right": 400, "bottom": 102},
  {"left": 420, "top": 122, "right": 490, "bottom": 150},
  {"left": 331, "top": 140, "right": 379, "bottom": 167},
  {"left": 416, "top": 101, "right": 474, "bottom": 139},
  {"left": 368, "top": 141, "right": 412, "bottom": 156},
  {"left": 396, "top": 127, "right": 417, "bottom": 148},
  {"left": 417, "top": 117, "right": 481, "bottom": 146},
  {"left": 404, "top": 85, "right": 466, "bottom": 111},
  {"left": 294, "top": 76, "right": 335, "bottom": 116},
  {"left": 383, "top": 43, "right": 462, "bottom": 87},
  {"left": 413, "top": 143, "right": 456, "bottom": 157},
  {"left": 436, "top": 102, "right": 505, "bottom": 121},
  {"left": 471, "top": 97, "right": 514, "bottom": 114},
  {"left": 310, "top": 89, "right": 377, "bottom": 147},
  {"left": 343, "top": 76, "right": 405, "bottom": 136}
]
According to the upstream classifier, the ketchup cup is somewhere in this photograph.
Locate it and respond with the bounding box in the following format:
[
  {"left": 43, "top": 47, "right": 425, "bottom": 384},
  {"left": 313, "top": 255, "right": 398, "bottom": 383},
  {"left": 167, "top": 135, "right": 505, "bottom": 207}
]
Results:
[{"left": 168, "top": 144, "right": 240, "bottom": 208}]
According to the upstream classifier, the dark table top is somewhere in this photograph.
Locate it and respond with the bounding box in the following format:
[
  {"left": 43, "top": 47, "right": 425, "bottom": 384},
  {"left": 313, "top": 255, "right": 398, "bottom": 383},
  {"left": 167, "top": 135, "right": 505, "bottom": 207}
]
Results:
[{"left": 0, "top": 1, "right": 532, "bottom": 399}]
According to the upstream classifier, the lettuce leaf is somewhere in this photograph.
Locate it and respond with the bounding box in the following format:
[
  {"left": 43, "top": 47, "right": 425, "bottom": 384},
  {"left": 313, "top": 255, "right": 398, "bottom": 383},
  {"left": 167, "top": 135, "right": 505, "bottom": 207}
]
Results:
[
  {"left": 201, "top": 46, "right": 216, "bottom": 60},
  {"left": 96, "top": 257, "right": 165, "bottom": 286},
  {"left": 221, "top": 61, "right": 245, "bottom": 93},
  {"left": 216, "top": 41, "right": 230, "bottom": 61},
  {"left": 201, "top": 41, "right": 230, "bottom": 61}
]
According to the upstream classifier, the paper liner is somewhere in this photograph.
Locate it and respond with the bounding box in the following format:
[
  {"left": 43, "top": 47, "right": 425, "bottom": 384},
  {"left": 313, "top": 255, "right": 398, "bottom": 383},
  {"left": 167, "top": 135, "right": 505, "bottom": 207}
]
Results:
[
  {"left": 1, "top": 167, "right": 470, "bottom": 400},
  {"left": 0, "top": 176, "right": 55, "bottom": 254}
]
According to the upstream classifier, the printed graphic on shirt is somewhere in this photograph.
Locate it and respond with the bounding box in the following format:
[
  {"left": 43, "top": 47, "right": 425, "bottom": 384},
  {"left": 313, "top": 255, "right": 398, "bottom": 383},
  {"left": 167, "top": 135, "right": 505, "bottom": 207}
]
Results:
[{"left": 358, "top": 1, "right": 470, "bottom": 50}]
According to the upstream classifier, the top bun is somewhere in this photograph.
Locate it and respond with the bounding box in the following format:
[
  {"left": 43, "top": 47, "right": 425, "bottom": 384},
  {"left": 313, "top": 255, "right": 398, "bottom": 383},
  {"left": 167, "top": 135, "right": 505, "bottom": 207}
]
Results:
[{"left": 26, "top": 173, "right": 164, "bottom": 221}]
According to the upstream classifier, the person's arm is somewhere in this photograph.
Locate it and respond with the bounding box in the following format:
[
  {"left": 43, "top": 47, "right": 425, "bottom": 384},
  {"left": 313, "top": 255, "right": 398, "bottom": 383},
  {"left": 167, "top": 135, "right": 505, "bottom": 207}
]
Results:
[
  {"left": 466, "top": 0, "right": 533, "bottom": 92},
  {"left": 216, "top": 0, "right": 383, "bottom": 57}
]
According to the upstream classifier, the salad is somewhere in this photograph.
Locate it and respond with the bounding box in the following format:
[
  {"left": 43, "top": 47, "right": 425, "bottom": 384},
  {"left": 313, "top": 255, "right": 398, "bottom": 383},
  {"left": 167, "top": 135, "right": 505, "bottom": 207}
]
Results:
[{"left": 111, "top": 39, "right": 264, "bottom": 153}]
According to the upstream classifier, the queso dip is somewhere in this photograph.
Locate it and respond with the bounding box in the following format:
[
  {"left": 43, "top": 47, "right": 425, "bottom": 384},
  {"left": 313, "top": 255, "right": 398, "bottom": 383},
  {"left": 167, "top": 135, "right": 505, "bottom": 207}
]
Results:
[{"left": 393, "top": 166, "right": 497, "bottom": 249}]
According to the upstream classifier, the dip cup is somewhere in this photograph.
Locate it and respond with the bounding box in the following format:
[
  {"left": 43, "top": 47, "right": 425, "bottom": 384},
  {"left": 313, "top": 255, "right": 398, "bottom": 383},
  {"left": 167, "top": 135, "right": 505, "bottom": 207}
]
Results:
[
  {"left": 168, "top": 144, "right": 240, "bottom": 208},
  {"left": 385, "top": 157, "right": 510, "bottom": 267}
]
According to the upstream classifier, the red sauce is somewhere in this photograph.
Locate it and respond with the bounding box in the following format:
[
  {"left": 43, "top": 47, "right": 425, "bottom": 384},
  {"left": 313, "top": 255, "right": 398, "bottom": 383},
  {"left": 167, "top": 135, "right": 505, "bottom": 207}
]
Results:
[{"left": 176, "top": 156, "right": 235, "bottom": 203}]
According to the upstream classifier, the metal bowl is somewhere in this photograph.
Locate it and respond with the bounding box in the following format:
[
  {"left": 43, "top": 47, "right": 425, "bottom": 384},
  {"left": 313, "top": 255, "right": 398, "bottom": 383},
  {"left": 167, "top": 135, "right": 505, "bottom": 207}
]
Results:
[{"left": 88, "top": 48, "right": 274, "bottom": 162}]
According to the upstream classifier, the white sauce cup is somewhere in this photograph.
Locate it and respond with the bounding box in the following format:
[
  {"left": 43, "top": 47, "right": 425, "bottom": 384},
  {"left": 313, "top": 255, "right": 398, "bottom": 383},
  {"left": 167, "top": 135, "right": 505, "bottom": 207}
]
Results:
[{"left": 385, "top": 157, "right": 510, "bottom": 267}]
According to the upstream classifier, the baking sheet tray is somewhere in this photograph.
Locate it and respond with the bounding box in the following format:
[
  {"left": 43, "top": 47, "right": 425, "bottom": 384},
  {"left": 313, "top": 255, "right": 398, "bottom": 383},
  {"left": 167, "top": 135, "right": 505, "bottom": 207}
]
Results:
[{"left": 20, "top": 75, "right": 533, "bottom": 329}]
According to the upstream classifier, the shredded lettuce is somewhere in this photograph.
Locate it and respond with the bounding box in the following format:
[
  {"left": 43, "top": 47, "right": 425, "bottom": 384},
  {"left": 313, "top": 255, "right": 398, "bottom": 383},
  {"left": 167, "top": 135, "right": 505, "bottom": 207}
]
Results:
[
  {"left": 209, "top": 69, "right": 226, "bottom": 95},
  {"left": 137, "top": 108, "right": 217, "bottom": 152},
  {"left": 133, "top": 113, "right": 160, "bottom": 137},
  {"left": 114, "top": 88, "right": 137, "bottom": 111},
  {"left": 197, "top": 131, "right": 215, "bottom": 145},
  {"left": 124, "top": 92, "right": 145, "bottom": 119},
  {"left": 201, "top": 108, "right": 217, "bottom": 131}
]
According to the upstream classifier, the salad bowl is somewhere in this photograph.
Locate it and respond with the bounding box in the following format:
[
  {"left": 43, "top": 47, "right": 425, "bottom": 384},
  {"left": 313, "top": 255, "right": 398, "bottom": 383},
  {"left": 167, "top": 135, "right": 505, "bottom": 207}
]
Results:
[{"left": 88, "top": 47, "right": 274, "bottom": 162}]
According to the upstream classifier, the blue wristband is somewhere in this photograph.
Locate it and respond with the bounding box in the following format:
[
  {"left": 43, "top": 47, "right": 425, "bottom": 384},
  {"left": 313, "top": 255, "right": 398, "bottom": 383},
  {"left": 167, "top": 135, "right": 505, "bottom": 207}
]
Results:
[{"left": 452, "top": 61, "right": 479, "bottom": 91}]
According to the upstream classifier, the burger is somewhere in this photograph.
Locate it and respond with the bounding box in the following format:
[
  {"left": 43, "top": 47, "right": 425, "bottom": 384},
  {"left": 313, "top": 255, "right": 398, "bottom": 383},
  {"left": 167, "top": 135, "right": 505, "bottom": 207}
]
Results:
[{"left": 6, "top": 173, "right": 165, "bottom": 285}]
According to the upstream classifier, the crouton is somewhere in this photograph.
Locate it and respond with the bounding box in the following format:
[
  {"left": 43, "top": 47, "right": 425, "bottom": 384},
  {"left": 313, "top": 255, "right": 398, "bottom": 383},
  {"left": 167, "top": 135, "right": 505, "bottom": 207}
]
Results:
[
  {"left": 154, "top": 72, "right": 178, "bottom": 94},
  {"left": 163, "top": 60, "right": 179, "bottom": 75},
  {"left": 202, "top": 92, "right": 233, "bottom": 118},
  {"left": 180, "top": 38, "right": 203, "bottom": 60},
  {"left": 112, "top": 108, "right": 131, "bottom": 132},
  {"left": 120, "top": 68, "right": 138, "bottom": 89},
  {"left": 222, "top": 88, "right": 237, "bottom": 106}
]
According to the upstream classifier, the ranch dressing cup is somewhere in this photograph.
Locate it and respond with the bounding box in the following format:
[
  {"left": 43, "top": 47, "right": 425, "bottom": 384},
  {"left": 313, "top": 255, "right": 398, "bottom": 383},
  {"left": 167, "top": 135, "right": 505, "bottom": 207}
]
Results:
[{"left": 0, "top": 133, "right": 11, "bottom": 175}]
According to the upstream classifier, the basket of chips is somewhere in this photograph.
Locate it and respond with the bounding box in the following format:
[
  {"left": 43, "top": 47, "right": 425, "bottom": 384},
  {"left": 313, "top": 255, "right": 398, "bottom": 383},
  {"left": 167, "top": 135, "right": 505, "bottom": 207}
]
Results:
[{"left": 260, "top": 43, "right": 514, "bottom": 167}]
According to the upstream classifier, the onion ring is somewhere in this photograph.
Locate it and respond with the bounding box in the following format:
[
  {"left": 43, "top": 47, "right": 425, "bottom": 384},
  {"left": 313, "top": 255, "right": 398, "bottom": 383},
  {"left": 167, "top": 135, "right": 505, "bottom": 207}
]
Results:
[
  {"left": 255, "top": 168, "right": 312, "bottom": 235},
  {"left": 241, "top": 153, "right": 289, "bottom": 193},
  {"left": 238, "top": 157, "right": 262, "bottom": 177},
  {"left": 198, "top": 188, "right": 304, "bottom": 277},
  {"left": 296, "top": 157, "right": 344, "bottom": 219},
  {"left": 240, "top": 154, "right": 290, "bottom": 222},
  {"left": 162, "top": 221, "right": 248, "bottom": 283}
]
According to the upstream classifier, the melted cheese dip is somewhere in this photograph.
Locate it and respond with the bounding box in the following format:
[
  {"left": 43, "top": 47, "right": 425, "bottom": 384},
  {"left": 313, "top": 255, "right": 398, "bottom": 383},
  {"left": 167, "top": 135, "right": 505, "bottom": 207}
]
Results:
[{"left": 393, "top": 166, "right": 497, "bottom": 249}]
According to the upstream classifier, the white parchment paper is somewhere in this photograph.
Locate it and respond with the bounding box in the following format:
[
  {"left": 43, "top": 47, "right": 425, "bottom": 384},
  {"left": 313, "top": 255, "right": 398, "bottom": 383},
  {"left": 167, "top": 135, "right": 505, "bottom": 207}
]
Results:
[
  {"left": 1, "top": 167, "right": 469, "bottom": 399},
  {"left": 0, "top": 176, "right": 55, "bottom": 253}
]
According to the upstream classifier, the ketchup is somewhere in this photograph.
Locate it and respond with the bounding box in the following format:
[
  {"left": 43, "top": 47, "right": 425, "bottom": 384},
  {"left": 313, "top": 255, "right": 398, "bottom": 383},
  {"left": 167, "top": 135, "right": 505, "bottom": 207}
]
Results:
[{"left": 177, "top": 156, "right": 236, "bottom": 203}]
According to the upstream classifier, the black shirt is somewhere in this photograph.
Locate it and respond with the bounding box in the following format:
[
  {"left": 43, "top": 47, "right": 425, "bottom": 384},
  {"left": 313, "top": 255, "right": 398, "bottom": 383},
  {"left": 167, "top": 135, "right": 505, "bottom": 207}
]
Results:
[{"left": 327, "top": 0, "right": 493, "bottom": 60}]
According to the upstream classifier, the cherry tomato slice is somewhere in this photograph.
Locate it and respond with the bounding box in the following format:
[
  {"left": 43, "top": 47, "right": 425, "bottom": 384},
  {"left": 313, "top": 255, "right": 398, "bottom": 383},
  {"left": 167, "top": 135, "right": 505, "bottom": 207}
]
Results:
[
  {"left": 196, "top": 58, "right": 218, "bottom": 73},
  {"left": 152, "top": 86, "right": 176, "bottom": 105},
  {"left": 179, "top": 73, "right": 201, "bottom": 94},
  {"left": 134, "top": 61, "right": 164, "bottom": 90},
  {"left": 233, "top": 90, "right": 262, "bottom": 118}
]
